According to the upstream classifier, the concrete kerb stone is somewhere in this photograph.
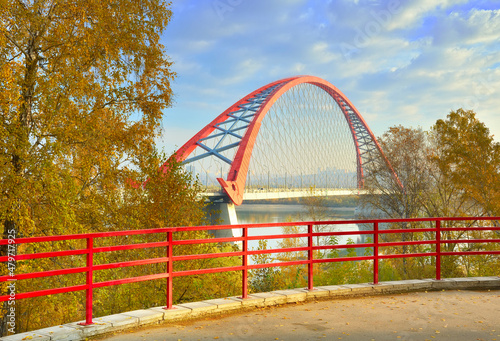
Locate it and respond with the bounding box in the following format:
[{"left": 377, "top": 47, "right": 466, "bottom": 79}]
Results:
[
  {"left": 64, "top": 320, "right": 113, "bottom": 338},
  {"left": 270, "top": 289, "right": 307, "bottom": 303},
  {"left": 176, "top": 301, "right": 218, "bottom": 317},
  {"left": 230, "top": 294, "right": 266, "bottom": 308},
  {"left": 250, "top": 291, "right": 288, "bottom": 305},
  {"left": 401, "top": 279, "right": 435, "bottom": 291},
  {"left": 2, "top": 277, "right": 499, "bottom": 341},
  {"left": 90, "top": 313, "right": 139, "bottom": 332},
  {"left": 295, "top": 287, "right": 330, "bottom": 299},
  {"left": 474, "top": 276, "right": 500, "bottom": 288},
  {"left": 121, "top": 309, "right": 164, "bottom": 326},
  {"left": 316, "top": 285, "right": 353, "bottom": 297},
  {"left": 377, "top": 280, "right": 408, "bottom": 292},
  {"left": 370, "top": 282, "right": 398, "bottom": 293},
  {"left": 342, "top": 283, "right": 376, "bottom": 295},
  {"left": 150, "top": 305, "right": 192, "bottom": 321},
  {"left": 202, "top": 297, "right": 243, "bottom": 311},
  {"left": 33, "top": 325, "right": 83, "bottom": 341}
]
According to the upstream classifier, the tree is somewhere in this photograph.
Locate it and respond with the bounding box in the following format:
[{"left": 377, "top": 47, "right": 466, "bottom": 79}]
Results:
[
  {"left": 0, "top": 0, "right": 174, "bottom": 334},
  {"left": 430, "top": 109, "right": 500, "bottom": 277},
  {"left": 359, "top": 126, "right": 437, "bottom": 278},
  {"left": 360, "top": 126, "right": 430, "bottom": 220},
  {"left": 360, "top": 116, "right": 499, "bottom": 280},
  {"left": 0, "top": 0, "right": 174, "bottom": 237},
  {"left": 432, "top": 109, "right": 500, "bottom": 217},
  {"left": 298, "top": 187, "right": 336, "bottom": 257}
]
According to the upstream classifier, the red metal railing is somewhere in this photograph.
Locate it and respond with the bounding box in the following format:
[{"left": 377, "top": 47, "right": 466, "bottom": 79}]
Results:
[{"left": 1, "top": 217, "right": 499, "bottom": 326}]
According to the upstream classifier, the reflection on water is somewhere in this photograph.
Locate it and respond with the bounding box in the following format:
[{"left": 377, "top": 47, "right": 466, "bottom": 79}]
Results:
[
  {"left": 236, "top": 204, "right": 356, "bottom": 223},
  {"left": 235, "top": 204, "right": 368, "bottom": 254}
]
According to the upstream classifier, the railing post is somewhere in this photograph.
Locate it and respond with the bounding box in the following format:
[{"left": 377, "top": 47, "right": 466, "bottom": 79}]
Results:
[
  {"left": 166, "top": 230, "right": 174, "bottom": 309},
  {"left": 373, "top": 222, "right": 379, "bottom": 285},
  {"left": 436, "top": 220, "right": 441, "bottom": 280},
  {"left": 80, "top": 237, "right": 94, "bottom": 325},
  {"left": 242, "top": 227, "right": 248, "bottom": 299},
  {"left": 308, "top": 224, "right": 314, "bottom": 291}
]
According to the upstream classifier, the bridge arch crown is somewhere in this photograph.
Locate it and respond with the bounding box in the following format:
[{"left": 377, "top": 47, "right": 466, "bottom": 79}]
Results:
[{"left": 173, "top": 76, "right": 393, "bottom": 205}]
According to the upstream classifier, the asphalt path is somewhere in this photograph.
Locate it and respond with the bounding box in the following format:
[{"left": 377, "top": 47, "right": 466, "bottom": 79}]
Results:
[{"left": 97, "top": 289, "right": 500, "bottom": 341}]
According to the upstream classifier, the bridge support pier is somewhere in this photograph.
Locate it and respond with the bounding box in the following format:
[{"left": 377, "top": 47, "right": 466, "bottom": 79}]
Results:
[{"left": 204, "top": 200, "right": 242, "bottom": 240}]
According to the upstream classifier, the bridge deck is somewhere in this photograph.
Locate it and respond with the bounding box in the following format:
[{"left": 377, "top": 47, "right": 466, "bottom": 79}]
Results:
[{"left": 204, "top": 188, "right": 366, "bottom": 201}]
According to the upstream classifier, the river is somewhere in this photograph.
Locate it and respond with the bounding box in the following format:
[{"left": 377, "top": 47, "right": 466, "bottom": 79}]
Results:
[{"left": 235, "top": 203, "right": 367, "bottom": 254}]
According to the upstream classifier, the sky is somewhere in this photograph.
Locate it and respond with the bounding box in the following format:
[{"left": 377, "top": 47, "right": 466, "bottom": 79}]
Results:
[{"left": 158, "top": 0, "right": 500, "bottom": 153}]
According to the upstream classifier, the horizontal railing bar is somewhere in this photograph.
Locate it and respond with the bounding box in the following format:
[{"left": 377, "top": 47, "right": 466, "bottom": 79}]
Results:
[
  {"left": 93, "top": 241, "right": 170, "bottom": 253},
  {"left": 0, "top": 248, "right": 88, "bottom": 262},
  {"left": 172, "top": 266, "right": 245, "bottom": 277},
  {"left": 0, "top": 267, "right": 88, "bottom": 282},
  {"left": 247, "top": 260, "right": 310, "bottom": 269},
  {"left": 314, "top": 243, "right": 375, "bottom": 250},
  {"left": 172, "top": 237, "right": 244, "bottom": 245},
  {"left": 312, "top": 255, "right": 374, "bottom": 263},
  {"left": 247, "top": 246, "right": 309, "bottom": 255},
  {"left": 0, "top": 284, "right": 88, "bottom": 302},
  {"left": 172, "top": 251, "right": 245, "bottom": 262},
  {"left": 439, "top": 239, "right": 500, "bottom": 244},
  {"left": 0, "top": 229, "right": 172, "bottom": 245},
  {"left": 441, "top": 250, "right": 500, "bottom": 256},
  {"left": 246, "top": 233, "right": 309, "bottom": 241},
  {"left": 93, "top": 257, "right": 171, "bottom": 271},
  {"left": 377, "top": 228, "right": 437, "bottom": 234},
  {"left": 440, "top": 227, "right": 500, "bottom": 232},
  {"left": 307, "top": 230, "right": 378, "bottom": 237},
  {"left": 93, "top": 273, "right": 171, "bottom": 288},
  {"left": 379, "top": 252, "right": 438, "bottom": 260},
  {"left": 379, "top": 240, "right": 437, "bottom": 247}
]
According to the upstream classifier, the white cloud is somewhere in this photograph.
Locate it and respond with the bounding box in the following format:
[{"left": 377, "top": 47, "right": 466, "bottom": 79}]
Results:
[
  {"left": 387, "top": 0, "right": 469, "bottom": 30},
  {"left": 310, "top": 42, "right": 341, "bottom": 64},
  {"left": 433, "top": 9, "right": 500, "bottom": 47}
]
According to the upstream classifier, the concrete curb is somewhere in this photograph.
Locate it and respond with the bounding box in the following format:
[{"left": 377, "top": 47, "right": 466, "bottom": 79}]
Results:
[{"left": 2, "top": 276, "right": 499, "bottom": 341}]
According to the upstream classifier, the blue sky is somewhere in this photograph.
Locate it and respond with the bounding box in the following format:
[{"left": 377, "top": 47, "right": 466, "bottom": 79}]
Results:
[{"left": 158, "top": 0, "right": 500, "bottom": 153}]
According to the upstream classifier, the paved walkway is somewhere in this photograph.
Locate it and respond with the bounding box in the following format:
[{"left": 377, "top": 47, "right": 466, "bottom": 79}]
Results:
[
  {"left": 3, "top": 278, "right": 499, "bottom": 341},
  {"left": 98, "top": 289, "right": 500, "bottom": 341}
]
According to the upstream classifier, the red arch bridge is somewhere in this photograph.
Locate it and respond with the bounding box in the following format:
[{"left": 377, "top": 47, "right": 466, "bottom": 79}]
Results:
[{"left": 167, "top": 76, "right": 399, "bottom": 225}]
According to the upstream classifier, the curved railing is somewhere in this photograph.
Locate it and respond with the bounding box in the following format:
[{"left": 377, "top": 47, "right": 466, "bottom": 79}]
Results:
[{"left": 1, "top": 217, "right": 499, "bottom": 327}]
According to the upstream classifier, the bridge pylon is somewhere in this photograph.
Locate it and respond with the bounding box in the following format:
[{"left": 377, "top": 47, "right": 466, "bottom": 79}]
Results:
[{"left": 204, "top": 197, "right": 242, "bottom": 239}]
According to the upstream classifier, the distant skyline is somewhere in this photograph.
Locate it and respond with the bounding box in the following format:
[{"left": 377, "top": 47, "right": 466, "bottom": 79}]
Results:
[{"left": 158, "top": 0, "right": 500, "bottom": 153}]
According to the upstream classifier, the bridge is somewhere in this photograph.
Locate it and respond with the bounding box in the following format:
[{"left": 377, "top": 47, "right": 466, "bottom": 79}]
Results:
[{"left": 168, "top": 76, "right": 399, "bottom": 225}]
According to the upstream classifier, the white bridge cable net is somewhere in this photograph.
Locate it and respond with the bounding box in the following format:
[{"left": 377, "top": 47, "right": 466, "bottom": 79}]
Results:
[
  {"left": 182, "top": 83, "right": 358, "bottom": 194},
  {"left": 247, "top": 83, "right": 357, "bottom": 192}
]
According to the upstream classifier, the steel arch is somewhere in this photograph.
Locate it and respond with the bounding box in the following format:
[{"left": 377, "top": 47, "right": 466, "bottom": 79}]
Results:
[{"left": 172, "top": 75, "right": 399, "bottom": 205}]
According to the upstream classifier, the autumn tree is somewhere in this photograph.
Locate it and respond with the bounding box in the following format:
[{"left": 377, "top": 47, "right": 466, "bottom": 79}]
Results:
[
  {"left": 360, "top": 126, "right": 430, "bottom": 220},
  {"left": 359, "top": 126, "right": 436, "bottom": 278},
  {"left": 0, "top": 0, "right": 175, "bottom": 334},
  {"left": 432, "top": 109, "right": 500, "bottom": 217},
  {"left": 0, "top": 0, "right": 175, "bottom": 237},
  {"left": 360, "top": 115, "right": 499, "bottom": 280},
  {"left": 430, "top": 109, "right": 500, "bottom": 277}
]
